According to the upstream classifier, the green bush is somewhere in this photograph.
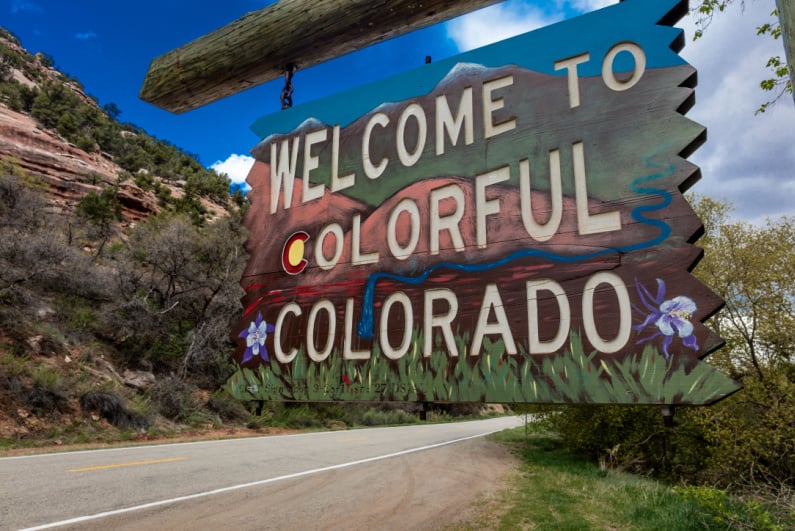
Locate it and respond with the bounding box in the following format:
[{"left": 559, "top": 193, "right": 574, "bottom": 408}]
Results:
[
  {"left": 686, "top": 373, "right": 795, "bottom": 487},
  {"left": 361, "top": 407, "right": 417, "bottom": 426},
  {"left": 206, "top": 391, "right": 249, "bottom": 422},
  {"left": 79, "top": 391, "right": 149, "bottom": 430},
  {"left": 676, "top": 485, "right": 792, "bottom": 530},
  {"left": 0, "top": 351, "right": 30, "bottom": 378},
  {"left": 22, "top": 367, "right": 68, "bottom": 415},
  {"left": 76, "top": 188, "right": 122, "bottom": 225},
  {"left": 149, "top": 377, "right": 198, "bottom": 421},
  {"left": 279, "top": 403, "right": 324, "bottom": 429}
]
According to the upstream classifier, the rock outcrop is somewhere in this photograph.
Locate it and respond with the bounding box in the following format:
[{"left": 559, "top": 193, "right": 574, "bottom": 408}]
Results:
[{"left": 0, "top": 105, "right": 160, "bottom": 221}]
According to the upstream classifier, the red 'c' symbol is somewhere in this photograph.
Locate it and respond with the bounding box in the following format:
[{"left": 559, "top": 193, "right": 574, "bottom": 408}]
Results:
[{"left": 282, "top": 231, "right": 309, "bottom": 275}]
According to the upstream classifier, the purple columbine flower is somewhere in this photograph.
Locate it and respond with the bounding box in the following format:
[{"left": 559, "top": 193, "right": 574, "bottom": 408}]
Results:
[
  {"left": 238, "top": 312, "right": 275, "bottom": 364},
  {"left": 633, "top": 278, "right": 698, "bottom": 361}
]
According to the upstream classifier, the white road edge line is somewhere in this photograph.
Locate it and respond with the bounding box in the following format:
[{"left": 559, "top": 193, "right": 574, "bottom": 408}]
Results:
[
  {"left": 1, "top": 419, "right": 496, "bottom": 461},
  {"left": 20, "top": 428, "right": 505, "bottom": 531}
]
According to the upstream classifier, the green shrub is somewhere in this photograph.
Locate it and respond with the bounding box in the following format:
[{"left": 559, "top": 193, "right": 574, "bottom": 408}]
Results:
[
  {"left": 206, "top": 391, "right": 249, "bottom": 422},
  {"left": 280, "top": 403, "right": 324, "bottom": 428},
  {"left": 79, "top": 391, "right": 149, "bottom": 430},
  {"left": 67, "top": 306, "right": 97, "bottom": 333},
  {"left": 21, "top": 367, "right": 68, "bottom": 415},
  {"left": 686, "top": 373, "right": 795, "bottom": 487},
  {"left": 538, "top": 404, "right": 711, "bottom": 479},
  {"left": 0, "top": 351, "right": 29, "bottom": 377},
  {"left": 676, "top": 485, "right": 792, "bottom": 530},
  {"left": 149, "top": 377, "right": 198, "bottom": 421},
  {"left": 361, "top": 407, "right": 416, "bottom": 426},
  {"left": 76, "top": 188, "right": 122, "bottom": 226},
  {"left": 145, "top": 333, "right": 188, "bottom": 369},
  {"left": 32, "top": 366, "right": 60, "bottom": 389}
]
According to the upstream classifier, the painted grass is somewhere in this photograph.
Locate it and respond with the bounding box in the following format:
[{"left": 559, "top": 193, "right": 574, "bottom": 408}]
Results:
[{"left": 224, "top": 330, "right": 738, "bottom": 404}]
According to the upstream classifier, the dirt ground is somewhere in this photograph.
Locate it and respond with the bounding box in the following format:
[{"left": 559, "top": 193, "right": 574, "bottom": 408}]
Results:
[{"left": 61, "top": 436, "right": 518, "bottom": 531}]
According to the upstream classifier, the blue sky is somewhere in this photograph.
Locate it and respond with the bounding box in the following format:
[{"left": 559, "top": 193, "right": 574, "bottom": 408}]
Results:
[{"left": 2, "top": 0, "right": 793, "bottom": 223}]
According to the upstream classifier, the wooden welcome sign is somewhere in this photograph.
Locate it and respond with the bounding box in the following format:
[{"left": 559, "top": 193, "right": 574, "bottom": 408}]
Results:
[{"left": 225, "top": 0, "right": 741, "bottom": 404}]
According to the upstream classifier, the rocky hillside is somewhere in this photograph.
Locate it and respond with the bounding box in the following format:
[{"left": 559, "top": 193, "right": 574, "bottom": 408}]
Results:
[
  {"left": 0, "top": 27, "right": 233, "bottom": 224},
  {"left": 0, "top": 105, "right": 161, "bottom": 221},
  {"left": 0, "top": 27, "right": 254, "bottom": 444}
]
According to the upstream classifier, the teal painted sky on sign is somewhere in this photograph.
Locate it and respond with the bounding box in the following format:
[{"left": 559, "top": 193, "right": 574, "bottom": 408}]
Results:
[{"left": 251, "top": 0, "right": 686, "bottom": 137}]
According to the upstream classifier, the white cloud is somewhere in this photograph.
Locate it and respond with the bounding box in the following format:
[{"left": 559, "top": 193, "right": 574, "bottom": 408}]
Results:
[
  {"left": 562, "top": 0, "right": 615, "bottom": 11},
  {"left": 678, "top": 0, "right": 795, "bottom": 222},
  {"left": 211, "top": 154, "right": 255, "bottom": 185},
  {"left": 446, "top": 0, "right": 618, "bottom": 51},
  {"left": 446, "top": 1, "right": 563, "bottom": 51},
  {"left": 75, "top": 31, "right": 97, "bottom": 40}
]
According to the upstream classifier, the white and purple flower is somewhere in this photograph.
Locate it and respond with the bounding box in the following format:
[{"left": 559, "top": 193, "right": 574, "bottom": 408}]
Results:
[
  {"left": 634, "top": 278, "right": 698, "bottom": 361},
  {"left": 238, "top": 312, "right": 275, "bottom": 364}
]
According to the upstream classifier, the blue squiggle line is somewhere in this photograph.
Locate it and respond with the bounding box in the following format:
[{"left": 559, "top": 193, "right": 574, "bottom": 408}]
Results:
[{"left": 357, "top": 153, "right": 677, "bottom": 339}]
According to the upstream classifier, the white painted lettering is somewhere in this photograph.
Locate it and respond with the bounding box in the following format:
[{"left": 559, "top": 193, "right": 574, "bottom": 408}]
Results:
[
  {"left": 424, "top": 289, "right": 460, "bottom": 357},
  {"left": 573, "top": 141, "right": 621, "bottom": 235},
  {"left": 526, "top": 280, "right": 570, "bottom": 354},
  {"left": 331, "top": 124, "right": 355, "bottom": 192},
  {"left": 476, "top": 166, "right": 510, "bottom": 249},
  {"left": 351, "top": 214, "right": 379, "bottom": 266},
  {"left": 483, "top": 75, "right": 517, "bottom": 139},
  {"left": 471, "top": 284, "right": 518, "bottom": 357},
  {"left": 269, "top": 136, "right": 300, "bottom": 213},
  {"left": 363, "top": 113, "right": 390, "bottom": 179},
  {"left": 435, "top": 88, "right": 474, "bottom": 155},
  {"left": 275, "top": 302, "right": 302, "bottom": 363},
  {"left": 316, "top": 223, "right": 344, "bottom": 270},
  {"left": 520, "top": 152, "right": 563, "bottom": 242},
  {"left": 397, "top": 103, "right": 427, "bottom": 167},
  {"left": 344, "top": 298, "right": 370, "bottom": 360},
  {"left": 307, "top": 299, "right": 335, "bottom": 362},
  {"left": 602, "top": 42, "right": 646, "bottom": 92},
  {"left": 430, "top": 184, "right": 466, "bottom": 255},
  {"left": 387, "top": 198, "right": 421, "bottom": 260},
  {"left": 380, "top": 292, "right": 413, "bottom": 360},
  {"left": 582, "top": 272, "right": 631, "bottom": 353},
  {"left": 554, "top": 52, "right": 590, "bottom": 108},
  {"left": 302, "top": 128, "right": 326, "bottom": 204}
]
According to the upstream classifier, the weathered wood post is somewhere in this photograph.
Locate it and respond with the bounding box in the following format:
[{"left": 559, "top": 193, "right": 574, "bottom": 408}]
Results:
[{"left": 140, "top": 0, "right": 503, "bottom": 113}]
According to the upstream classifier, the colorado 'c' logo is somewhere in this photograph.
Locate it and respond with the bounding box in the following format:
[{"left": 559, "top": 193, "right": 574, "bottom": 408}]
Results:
[{"left": 282, "top": 231, "right": 309, "bottom": 275}]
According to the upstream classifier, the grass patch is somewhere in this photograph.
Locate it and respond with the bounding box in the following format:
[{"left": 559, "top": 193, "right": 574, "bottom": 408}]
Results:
[{"left": 458, "top": 426, "right": 719, "bottom": 530}]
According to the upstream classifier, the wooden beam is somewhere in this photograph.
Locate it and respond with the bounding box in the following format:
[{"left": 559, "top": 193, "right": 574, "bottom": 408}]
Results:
[{"left": 139, "top": 0, "right": 504, "bottom": 114}]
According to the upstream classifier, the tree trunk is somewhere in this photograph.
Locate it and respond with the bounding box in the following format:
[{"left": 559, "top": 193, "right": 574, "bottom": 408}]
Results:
[{"left": 777, "top": 0, "right": 795, "bottom": 104}]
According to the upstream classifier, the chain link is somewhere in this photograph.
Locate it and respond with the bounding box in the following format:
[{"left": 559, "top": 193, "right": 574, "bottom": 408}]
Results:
[{"left": 280, "top": 63, "right": 297, "bottom": 110}]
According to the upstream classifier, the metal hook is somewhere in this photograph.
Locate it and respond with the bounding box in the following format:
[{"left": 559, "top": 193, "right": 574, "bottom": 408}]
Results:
[{"left": 280, "top": 63, "right": 297, "bottom": 110}]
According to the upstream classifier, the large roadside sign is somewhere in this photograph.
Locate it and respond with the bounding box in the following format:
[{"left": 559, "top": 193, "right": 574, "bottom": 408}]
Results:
[{"left": 225, "top": 0, "right": 741, "bottom": 404}]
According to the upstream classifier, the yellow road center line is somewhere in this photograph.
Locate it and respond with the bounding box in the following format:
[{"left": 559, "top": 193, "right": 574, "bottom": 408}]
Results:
[{"left": 68, "top": 457, "right": 186, "bottom": 472}]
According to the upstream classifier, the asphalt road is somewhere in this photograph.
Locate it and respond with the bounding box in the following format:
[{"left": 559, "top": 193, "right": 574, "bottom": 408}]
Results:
[{"left": 1, "top": 416, "right": 523, "bottom": 530}]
